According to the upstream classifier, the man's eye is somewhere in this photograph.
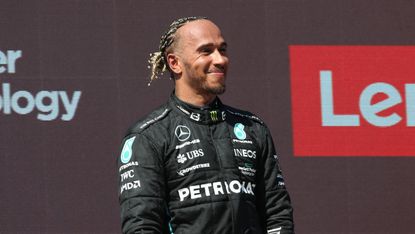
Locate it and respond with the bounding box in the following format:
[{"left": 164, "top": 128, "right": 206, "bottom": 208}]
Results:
[{"left": 201, "top": 48, "right": 212, "bottom": 54}]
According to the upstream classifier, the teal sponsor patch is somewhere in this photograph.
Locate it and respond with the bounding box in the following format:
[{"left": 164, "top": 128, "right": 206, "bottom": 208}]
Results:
[
  {"left": 120, "top": 136, "right": 136, "bottom": 164},
  {"left": 244, "top": 163, "right": 253, "bottom": 168},
  {"left": 234, "top": 123, "right": 246, "bottom": 140}
]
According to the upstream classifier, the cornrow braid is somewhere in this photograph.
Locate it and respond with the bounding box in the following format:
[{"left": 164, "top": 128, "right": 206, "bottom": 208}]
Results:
[{"left": 147, "top": 16, "right": 208, "bottom": 86}]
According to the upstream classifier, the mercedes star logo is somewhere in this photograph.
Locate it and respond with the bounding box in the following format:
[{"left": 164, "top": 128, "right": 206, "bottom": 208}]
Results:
[{"left": 175, "top": 125, "right": 191, "bottom": 141}]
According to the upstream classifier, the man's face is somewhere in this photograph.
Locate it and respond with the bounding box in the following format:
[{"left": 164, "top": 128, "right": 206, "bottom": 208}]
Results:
[{"left": 174, "top": 20, "right": 229, "bottom": 95}]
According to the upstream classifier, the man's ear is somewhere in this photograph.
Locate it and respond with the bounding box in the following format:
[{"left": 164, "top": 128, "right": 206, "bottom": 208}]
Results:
[{"left": 167, "top": 53, "right": 182, "bottom": 75}]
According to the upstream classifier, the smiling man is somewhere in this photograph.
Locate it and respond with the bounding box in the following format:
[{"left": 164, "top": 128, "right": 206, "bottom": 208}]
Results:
[{"left": 117, "top": 16, "right": 294, "bottom": 234}]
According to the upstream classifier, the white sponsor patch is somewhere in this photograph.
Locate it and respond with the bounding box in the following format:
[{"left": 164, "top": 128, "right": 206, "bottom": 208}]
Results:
[
  {"left": 177, "top": 149, "right": 204, "bottom": 164},
  {"left": 175, "top": 125, "right": 191, "bottom": 141},
  {"left": 139, "top": 109, "right": 169, "bottom": 129},
  {"left": 232, "top": 139, "right": 253, "bottom": 144},
  {"left": 177, "top": 180, "right": 255, "bottom": 201},
  {"left": 120, "top": 180, "right": 141, "bottom": 194},
  {"left": 238, "top": 166, "right": 256, "bottom": 177},
  {"left": 120, "top": 169, "right": 135, "bottom": 182},
  {"left": 177, "top": 163, "right": 210, "bottom": 176},
  {"left": 234, "top": 148, "right": 256, "bottom": 159},
  {"left": 175, "top": 139, "right": 200, "bottom": 149},
  {"left": 118, "top": 161, "right": 138, "bottom": 172},
  {"left": 267, "top": 227, "right": 281, "bottom": 234}
]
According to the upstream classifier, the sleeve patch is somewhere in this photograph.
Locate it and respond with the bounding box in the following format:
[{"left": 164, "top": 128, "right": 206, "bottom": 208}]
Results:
[{"left": 120, "top": 136, "right": 136, "bottom": 164}]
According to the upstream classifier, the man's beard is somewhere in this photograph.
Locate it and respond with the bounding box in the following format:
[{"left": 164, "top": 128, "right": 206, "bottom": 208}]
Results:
[
  {"left": 201, "top": 82, "right": 226, "bottom": 95},
  {"left": 187, "top": 71, "right": 226, "bottom": 95},
  {"left": 183, "top": 62, "right": 226, "bottom": 95}
]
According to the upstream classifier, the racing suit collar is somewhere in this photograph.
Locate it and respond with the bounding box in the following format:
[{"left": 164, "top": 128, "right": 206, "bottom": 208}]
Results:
[{"left": 170, "top": 93, "right": 226, "bottom": 124}]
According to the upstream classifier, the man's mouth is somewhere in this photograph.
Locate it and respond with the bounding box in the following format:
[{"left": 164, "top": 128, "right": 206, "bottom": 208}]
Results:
[{"left": 208, "top": 69, "right": 226, "bottom": 76}]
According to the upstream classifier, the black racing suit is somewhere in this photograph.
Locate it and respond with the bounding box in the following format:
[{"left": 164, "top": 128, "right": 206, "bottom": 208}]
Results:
[{"left": 117, "top": 94, "right": 294, "bottom": 234}]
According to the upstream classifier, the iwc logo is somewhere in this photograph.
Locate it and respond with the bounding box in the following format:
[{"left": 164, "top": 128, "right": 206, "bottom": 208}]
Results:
[
  {"left": 175, "top": 125, "right": 191, "bottom": 141},
  {"left": 234, "top": 123, "right": 246, "bottom": 140}
]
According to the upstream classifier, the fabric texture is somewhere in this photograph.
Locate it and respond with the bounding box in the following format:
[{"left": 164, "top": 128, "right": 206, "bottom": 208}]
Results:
[{"left": 117, "top": 94, "right": 294, "bottom": 234}]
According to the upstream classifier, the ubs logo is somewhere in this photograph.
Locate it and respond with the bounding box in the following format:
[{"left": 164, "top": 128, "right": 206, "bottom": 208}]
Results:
[
  {"left": 177, "top": 149, "right": 205, "bottom": 164},
  {"left": 175, "top": 125, "right": 191, "bottom": 141}
]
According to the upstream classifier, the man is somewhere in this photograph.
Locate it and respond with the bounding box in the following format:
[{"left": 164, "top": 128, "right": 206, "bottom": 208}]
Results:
[{"left": 117, "top": 16, "right": 294, "bottom": 234}]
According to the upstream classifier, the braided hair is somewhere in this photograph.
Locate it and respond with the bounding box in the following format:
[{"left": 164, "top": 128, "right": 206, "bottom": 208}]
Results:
[{"left": 147, "top": 16, "right": 207, "bottom": 86}]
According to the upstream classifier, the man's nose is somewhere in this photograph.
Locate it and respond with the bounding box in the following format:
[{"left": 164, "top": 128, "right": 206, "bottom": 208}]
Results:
[{"left": 211, "top": 50, "right": 228, "bottom": 66}]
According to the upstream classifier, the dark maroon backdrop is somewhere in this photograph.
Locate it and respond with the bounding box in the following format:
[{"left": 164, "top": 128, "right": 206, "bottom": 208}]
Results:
[{"left": 1, "top": 0, "right": 415, "bottom": 233}]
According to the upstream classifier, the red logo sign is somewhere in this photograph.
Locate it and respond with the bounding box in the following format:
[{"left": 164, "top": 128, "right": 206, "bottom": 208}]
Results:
[{"left": 289, "top": 46, "right": 415, "bottom": 156}]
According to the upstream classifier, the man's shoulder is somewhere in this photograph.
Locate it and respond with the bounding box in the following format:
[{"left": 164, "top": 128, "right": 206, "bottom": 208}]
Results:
[
  {"left": 223, "top": 104, "right": 265, "bottom": 125},
  {"left": 125, "top": 103, "right": 172, "bottom": 136}
]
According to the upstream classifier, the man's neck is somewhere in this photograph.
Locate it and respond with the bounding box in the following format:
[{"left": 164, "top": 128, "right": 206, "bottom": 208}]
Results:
[{"left": 175, "top": 88, "right": 216, "bottom": 107}]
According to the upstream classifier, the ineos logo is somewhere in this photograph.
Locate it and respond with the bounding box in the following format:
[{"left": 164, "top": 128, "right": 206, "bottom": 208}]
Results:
[{"left": 175, "top": 125, "right": 191, "bottom": 141}]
